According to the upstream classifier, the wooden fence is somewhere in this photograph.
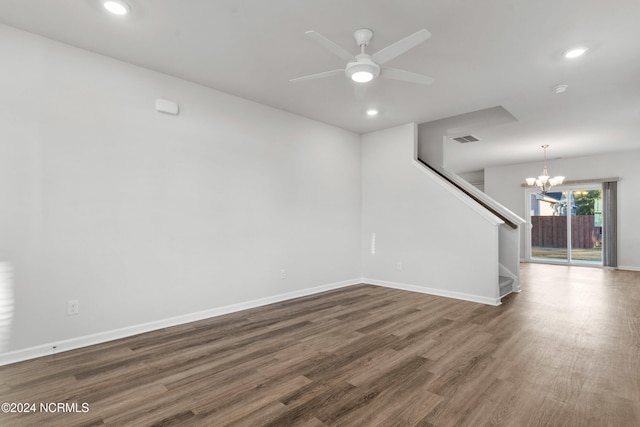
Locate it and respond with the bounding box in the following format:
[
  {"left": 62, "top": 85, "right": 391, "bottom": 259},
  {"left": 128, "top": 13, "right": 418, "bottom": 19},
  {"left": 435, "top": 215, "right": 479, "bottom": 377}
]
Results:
[{"left": 531, "top": 215, "right": 601, "bottom": 249}]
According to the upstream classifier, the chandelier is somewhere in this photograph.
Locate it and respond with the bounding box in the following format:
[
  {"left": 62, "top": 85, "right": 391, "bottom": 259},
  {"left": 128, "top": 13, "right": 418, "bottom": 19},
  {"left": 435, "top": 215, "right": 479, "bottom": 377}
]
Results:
[{"left": 525, "top": 145, "right": 565, "bottom": 194}]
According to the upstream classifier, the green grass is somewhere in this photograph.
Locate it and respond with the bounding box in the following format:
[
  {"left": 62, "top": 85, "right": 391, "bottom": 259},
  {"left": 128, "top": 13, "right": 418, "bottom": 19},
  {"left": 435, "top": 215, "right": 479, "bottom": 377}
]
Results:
[{"left": 532, "top": 246, "right": 602, "bottom": 262}]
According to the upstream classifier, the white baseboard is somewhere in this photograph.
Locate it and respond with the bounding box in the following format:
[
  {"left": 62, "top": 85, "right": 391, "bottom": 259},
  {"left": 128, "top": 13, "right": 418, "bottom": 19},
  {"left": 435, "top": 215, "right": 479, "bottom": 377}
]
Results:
[
  {"left": 0, "top": 278, "right": 361, "bottom": 366},
  {"left": 363, "top": 278, "right": 501, "bottom": 306},
  {"left": 1, "top": 276, "right": 505, "bottom": 366},
  {"left": 617, "top": 265, "right": 640, "bottom": 271}
]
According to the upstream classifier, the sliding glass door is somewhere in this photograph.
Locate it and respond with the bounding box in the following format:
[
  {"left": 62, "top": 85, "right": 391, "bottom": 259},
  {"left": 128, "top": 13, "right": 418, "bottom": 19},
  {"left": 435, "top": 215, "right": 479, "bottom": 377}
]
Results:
[
  {"left": 570, "top": 188, "right": 603, "bottom": 263},
  {"left": 527, "top": 185, "right": 602, "bottom": 265},
  {"left": 529, "top": 191, "right": 568, "bottom": 261}
]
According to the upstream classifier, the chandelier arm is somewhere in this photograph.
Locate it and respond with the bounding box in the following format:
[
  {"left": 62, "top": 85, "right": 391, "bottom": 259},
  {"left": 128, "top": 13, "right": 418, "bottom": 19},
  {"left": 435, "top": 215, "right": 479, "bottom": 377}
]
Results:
[{"left": 525, "top": 144, "right": 564, "bottom": 195}]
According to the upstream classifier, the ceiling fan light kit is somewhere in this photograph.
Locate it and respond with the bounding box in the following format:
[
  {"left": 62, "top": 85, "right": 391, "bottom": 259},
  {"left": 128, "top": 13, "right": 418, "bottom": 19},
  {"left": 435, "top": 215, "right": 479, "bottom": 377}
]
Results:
[
  {"left": 291, "top": 28, "right": 434, "bottom": 86},
  {"left": 346, "top": 56, "right": 380, "bottom": 82}
]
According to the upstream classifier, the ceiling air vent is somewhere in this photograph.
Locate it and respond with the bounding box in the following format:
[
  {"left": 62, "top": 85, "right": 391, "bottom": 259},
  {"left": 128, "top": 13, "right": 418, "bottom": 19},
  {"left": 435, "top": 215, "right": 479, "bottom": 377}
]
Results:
[{"left": 453, "top": 135, "right": 480, "bottom": 143}]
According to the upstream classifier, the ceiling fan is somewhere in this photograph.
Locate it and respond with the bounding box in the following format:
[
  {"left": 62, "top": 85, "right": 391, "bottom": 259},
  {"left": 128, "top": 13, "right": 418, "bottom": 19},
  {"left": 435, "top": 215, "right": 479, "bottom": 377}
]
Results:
[{"left": 290, "top": 28, "right": 434, "bottom": 85}]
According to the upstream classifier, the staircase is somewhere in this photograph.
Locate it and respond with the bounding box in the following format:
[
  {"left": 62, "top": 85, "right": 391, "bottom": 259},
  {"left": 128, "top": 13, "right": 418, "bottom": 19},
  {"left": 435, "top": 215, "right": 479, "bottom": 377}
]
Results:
[
  {"left": 499, "top": 275, "right": 514, "bottom": 297},
  {"left": 416, "top": 112, "right": 526, "bottom": 303},
  {"left": 414, "top": 159, "right": 524, "bottom": 302}
]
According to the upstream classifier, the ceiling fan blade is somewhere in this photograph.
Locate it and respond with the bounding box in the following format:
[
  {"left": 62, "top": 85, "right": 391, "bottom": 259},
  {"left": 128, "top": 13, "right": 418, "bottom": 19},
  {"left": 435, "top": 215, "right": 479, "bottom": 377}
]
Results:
[
  {"left": 372, "top": 29, "right": 431, "bottom": 65},
  {"left": 305, "top": 31, "right": 355, "bottom": 62},
  {"left": 290, "top": 69, "right": 344, "bottom": 82},
  {"left": 381, "top": 68, "right": 435, "bottom": 85}
]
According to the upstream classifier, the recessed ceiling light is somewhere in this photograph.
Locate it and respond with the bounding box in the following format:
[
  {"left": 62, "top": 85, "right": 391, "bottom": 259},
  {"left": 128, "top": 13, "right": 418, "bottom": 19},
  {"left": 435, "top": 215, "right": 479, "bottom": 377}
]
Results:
[
  {"left": 366, "top": 109, "right": 379, "bottom": 116},
  {"left": 103, "top": 0, "right": 130, "bottom": 16},
  {"left": 563, "top": 47, "right": 588, "bottom": 59},
  {"left": 553, "top": 84, "right": 568, "bottom": 94}
]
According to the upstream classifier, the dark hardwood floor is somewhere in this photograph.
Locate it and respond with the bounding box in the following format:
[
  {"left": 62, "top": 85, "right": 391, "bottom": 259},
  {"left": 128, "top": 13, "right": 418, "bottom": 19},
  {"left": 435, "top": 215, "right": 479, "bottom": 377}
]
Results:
[{"left": 1, "top": 263, "right": 639, "bottom": 426}]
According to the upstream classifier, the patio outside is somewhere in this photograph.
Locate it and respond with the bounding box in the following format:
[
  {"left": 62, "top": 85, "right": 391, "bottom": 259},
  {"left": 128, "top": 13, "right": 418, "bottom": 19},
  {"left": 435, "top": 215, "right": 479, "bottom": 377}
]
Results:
[
  {"left": 531, "top": 247, "right": 602, "bottom": 262},
  {"left": 531, "top": 189, "right": 602, "bottom": 264}
]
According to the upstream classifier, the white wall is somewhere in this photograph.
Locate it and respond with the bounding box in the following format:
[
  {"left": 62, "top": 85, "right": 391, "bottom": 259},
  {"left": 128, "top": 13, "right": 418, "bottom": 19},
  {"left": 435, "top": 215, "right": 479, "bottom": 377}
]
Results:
[
  {"left": 361, "top": 124, "right": 501, "bottom": 305},
  {"left": 457, "top": 170, "right": 485, "bottom": 191},
  {"left": 418, "top": 106, "right": 517, "bottom": 171},
  {"left": 0, "top": 25, "right": 362, "bottom": 353},
  {"left": 485, "top": 150, "right": 640, "bottom": 270}
]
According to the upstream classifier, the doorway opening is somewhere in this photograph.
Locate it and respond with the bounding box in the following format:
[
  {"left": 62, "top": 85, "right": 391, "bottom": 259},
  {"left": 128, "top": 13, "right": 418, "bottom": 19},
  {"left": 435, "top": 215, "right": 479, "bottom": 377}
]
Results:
[{"left": 526, "top": 184, "right": 603, "bottom": 265}]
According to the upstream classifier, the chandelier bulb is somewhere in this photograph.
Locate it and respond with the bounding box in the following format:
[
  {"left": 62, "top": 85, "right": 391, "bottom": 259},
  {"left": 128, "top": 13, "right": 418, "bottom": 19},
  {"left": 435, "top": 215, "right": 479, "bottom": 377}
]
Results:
[{"left": 525, "top": 145, "right": 565, "bottom": 194}]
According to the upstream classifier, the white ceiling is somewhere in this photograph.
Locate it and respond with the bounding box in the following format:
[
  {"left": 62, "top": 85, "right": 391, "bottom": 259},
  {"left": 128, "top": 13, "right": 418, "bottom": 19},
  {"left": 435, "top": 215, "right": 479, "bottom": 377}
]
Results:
[{"left": 1, "top": 0, "right": 639, "bottom": 173}]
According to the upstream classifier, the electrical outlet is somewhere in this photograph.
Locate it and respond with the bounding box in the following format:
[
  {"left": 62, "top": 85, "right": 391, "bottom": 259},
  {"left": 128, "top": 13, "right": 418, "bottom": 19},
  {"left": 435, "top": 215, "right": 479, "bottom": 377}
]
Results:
[
  {"left": 280, "top": 269, "right": 287, "bottom": 279},
  {"left": 396, "top": 261, "right": 403, "bottom": 271},
  {"left": 67, "top": 300, "right": 79, "bottom": 315}
]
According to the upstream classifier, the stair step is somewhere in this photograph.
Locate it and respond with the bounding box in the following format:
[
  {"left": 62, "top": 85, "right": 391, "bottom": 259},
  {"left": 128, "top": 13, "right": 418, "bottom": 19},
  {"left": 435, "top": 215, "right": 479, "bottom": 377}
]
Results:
[{"left": 499, "top": 275, "right": 514, "bottom": 297}]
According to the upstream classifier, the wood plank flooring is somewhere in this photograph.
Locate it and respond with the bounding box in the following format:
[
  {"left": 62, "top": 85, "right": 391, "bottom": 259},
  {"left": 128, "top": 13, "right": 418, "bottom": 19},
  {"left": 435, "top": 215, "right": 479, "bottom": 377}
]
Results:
[{"left": 1, "top": 263, "right": 639, "bottom": 426}]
